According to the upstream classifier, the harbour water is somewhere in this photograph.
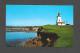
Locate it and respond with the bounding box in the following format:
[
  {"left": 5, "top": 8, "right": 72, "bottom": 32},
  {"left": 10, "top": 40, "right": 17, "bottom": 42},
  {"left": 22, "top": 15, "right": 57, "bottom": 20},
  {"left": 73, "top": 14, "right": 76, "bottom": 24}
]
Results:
[{"left": 6, "top": 32, "right": 37, "bottom": 47}]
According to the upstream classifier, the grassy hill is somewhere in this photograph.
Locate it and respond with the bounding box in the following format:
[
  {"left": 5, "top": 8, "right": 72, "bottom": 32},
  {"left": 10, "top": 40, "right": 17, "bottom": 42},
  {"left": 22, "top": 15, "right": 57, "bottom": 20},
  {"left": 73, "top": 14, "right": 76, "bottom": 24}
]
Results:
[{"left": 40, "top": 25, "right": 73, "bottom": 47}]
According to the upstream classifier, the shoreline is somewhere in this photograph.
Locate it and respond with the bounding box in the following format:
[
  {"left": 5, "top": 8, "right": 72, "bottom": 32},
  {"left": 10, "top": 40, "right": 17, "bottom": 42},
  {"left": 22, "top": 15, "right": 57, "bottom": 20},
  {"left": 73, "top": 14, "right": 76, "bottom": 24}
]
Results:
[{"left": 22, "top": 31, "right": 59, "bottom": 47}]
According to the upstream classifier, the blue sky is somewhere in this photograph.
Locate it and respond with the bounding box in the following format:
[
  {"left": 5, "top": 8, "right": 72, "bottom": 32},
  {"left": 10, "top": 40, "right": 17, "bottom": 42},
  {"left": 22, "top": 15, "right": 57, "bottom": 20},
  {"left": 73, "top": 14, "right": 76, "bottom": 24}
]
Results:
[{"left": 6, "top": 5, "right": 73, "bottom": 26}]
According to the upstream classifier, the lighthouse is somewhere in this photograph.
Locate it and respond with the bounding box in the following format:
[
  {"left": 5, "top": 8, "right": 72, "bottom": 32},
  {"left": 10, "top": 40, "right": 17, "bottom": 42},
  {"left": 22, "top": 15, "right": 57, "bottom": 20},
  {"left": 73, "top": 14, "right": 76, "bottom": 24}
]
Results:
[{"left": 56, "top": 13, "right": 65, "bottom": 25}]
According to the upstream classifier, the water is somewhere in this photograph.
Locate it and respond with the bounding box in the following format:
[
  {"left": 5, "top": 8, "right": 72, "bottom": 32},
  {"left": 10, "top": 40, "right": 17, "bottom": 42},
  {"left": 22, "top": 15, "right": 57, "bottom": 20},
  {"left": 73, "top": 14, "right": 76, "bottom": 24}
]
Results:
[{"left": 6, "top": 32, "right": 37, "bottom": 47}]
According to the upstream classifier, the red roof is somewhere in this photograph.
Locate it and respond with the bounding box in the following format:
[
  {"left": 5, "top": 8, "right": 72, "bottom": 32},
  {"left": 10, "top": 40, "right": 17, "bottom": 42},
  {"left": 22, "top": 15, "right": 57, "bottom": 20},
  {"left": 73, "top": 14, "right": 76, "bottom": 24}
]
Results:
[
  {"left": 58, "top": 22, "right": 65, "bottom": 23},
  {"left": 58, "top": 13, "right": 60, "bottom": 16}
]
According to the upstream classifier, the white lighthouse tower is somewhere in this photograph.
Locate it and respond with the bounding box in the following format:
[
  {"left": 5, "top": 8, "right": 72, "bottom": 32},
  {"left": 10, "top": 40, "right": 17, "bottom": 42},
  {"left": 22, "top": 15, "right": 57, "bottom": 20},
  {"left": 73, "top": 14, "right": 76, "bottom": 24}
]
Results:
[
  {"left": 56, "top": 13, "right": 65, "bottom": 25},
  {"left": 57, "top": 13, "right": 62, "bottom": 22}
]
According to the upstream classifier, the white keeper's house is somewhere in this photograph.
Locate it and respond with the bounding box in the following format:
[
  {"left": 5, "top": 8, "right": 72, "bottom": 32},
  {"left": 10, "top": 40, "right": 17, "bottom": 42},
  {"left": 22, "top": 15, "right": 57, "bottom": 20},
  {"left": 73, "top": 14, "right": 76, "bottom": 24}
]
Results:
[{"left": 56, "top": 13, "right": 65, "bottom": 25}]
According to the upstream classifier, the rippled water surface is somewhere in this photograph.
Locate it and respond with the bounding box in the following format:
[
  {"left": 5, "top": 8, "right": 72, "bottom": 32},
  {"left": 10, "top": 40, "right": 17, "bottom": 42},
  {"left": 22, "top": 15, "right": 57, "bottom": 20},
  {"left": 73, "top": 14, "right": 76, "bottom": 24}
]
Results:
[{"left": 6, "top": 32, "right": 37, "bottom": 47}]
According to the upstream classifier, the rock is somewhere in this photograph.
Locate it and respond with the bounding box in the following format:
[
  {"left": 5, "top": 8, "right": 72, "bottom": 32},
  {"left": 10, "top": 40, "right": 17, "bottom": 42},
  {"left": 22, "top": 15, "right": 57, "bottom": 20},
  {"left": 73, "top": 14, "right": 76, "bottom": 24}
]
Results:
[{"left": 46, "top": 38, "right": 51, "bottom": 43}]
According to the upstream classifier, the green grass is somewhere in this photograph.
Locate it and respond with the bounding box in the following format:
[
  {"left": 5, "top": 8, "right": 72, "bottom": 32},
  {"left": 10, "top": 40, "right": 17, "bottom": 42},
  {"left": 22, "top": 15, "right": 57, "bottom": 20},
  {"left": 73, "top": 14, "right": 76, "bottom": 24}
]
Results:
[{"left": 41, "top": 25, "right": 73, "bottom": 47}]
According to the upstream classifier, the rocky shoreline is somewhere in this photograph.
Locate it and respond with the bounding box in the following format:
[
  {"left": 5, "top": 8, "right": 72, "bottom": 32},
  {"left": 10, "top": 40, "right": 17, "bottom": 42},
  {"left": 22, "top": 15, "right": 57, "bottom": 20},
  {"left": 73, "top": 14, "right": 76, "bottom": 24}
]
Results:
[
  {"left": 22, "top": 35, "right": 43, "bottom": 47},
  {"left": 22, "top": 32, "right": 59, "bottom": 47}
]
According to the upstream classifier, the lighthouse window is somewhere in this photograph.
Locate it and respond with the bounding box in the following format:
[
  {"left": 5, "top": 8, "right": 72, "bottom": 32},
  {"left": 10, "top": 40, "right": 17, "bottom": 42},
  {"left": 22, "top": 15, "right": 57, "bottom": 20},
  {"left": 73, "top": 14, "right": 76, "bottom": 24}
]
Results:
[{"left": 59, "top": 19, "right": 60, "bottom": 21}]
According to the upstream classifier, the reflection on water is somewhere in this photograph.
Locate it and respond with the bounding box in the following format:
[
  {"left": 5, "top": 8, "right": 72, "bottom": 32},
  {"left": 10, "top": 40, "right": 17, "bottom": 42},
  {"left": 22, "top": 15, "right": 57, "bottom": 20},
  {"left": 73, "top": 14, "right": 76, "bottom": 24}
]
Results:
[{"left": 6, "top": 32, "right": 37, "bottom": 47}]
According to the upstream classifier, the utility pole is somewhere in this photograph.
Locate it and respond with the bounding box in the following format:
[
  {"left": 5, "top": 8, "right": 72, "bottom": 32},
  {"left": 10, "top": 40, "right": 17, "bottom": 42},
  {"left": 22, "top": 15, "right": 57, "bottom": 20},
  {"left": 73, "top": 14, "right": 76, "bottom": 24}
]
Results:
[{"left": 66, "top": 20, "right": 67, "bottom": 24}]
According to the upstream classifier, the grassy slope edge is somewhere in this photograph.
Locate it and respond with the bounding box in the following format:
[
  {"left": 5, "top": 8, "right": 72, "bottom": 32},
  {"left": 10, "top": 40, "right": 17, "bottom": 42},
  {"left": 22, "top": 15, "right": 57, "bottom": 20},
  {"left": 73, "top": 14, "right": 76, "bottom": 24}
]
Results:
[{"left": 40, "top": 25, "right": 73, "bottom": 47}]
